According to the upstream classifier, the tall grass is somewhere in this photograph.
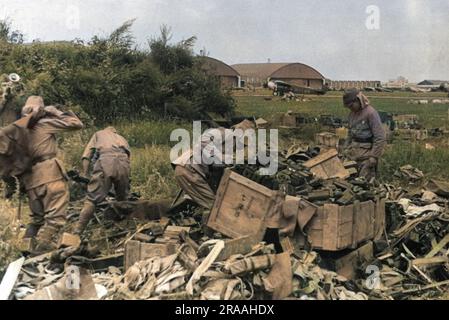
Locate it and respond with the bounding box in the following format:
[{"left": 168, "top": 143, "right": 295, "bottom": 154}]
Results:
[
  {"left": 114, "top": 120, "right": 190, "bottom": 147},
  {"left": 130, "top": 145, "right": 178, "bottom": 200},
  {"left": 379, "top": 141, "right": 449, "bottom": 182}
]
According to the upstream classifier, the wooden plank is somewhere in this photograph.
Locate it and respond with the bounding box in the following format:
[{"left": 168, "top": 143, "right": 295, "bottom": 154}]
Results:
[
  {"left": 425, "top": 234, "right": 449, "bottom": 258},
  {"left": 297, "top": 199, "right": 318, "bottom": 230},
  {"left": 354, "top": 201, "right": 374, "bottom": 244},
  {"left": 322, "top": 204, "right": 339, "bottom": 251},
  {"left": 321, "top": 157, "right": 350, "bottom": 179},
  {"left": 412, "top": 256, "right": 449, "bottom": 267},
  {"left": 373, "top": 197, "right": 386, "bottom": 241},
  {"left": 337, "top": 204, "right": 354, "bottom": 249},
  {"left": 309, "top": 165, "right": 328, "bottom": 180},
  {"left": 0, "top": 257, "right": 25, "bottom": 300},
  {"left": 303, "top": 149, "right": 338, "bottom": 168}
]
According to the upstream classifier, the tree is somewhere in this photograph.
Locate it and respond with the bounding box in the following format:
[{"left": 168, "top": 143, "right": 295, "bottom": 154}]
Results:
[{"left": 0, "top": 19, "right": 24, "bottom": 44}]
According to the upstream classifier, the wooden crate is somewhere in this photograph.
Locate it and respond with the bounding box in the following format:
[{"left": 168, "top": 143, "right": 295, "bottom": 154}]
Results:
[
  {"left": 297, "top": 198, "right": 385, "bottom": 251},
  {"left": 303, "top": 149, "right": 350, "bottom": 180},
  {"left": 315, "top": 132, "right": 339, "bottom": 148},
  {"left": 124, "top": 240, "right": 178, "bottom": 270},
  {"left": 207, "top": 169, "right": 279, "bottom": 241}
]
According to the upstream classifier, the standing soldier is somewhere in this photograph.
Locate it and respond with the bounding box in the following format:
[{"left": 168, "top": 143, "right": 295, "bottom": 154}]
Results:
[
  {"left": 74, "top": 127, "right": 131, "bottom": 235},
  {"left": 342, "top": 89, "right": 387, "bottom": 181},
  {"left": 20, "top": 96, "right": 83, "bottom": 253}
]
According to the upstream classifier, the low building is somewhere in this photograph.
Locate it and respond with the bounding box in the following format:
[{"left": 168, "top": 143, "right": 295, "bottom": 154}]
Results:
[
  {"left": 417, "top": 80, "right": 449, "bottom": 88},
  {"left": 199, "top": 56, "right": 241, "bottom": 89},
  {"left": 232, "top": 62, "right": 325, "bottom": 89},
  {"left": 326, "top": 80, "right": 381, "bottom": 90}
]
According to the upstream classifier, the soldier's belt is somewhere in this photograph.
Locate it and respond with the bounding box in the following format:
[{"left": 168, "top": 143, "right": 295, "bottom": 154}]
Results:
[{"left": 352, "top": 137, "right": 373, "bottom": 143}]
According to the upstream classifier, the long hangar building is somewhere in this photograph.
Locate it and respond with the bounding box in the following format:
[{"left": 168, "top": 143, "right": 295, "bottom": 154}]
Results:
[{"left": 232, "top": 62, "right": 326, "bottom": 89}]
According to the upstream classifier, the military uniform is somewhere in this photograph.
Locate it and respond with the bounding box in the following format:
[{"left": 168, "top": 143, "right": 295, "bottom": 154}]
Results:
[
  {"left": 20, "top": 96, "right": 83, "bottom": 250},
  {"left": 344, "top": 92, "right": 386, "bottom": 181},
  {"left": 75, "top": 127, "right": 131, "bottom": 234},
  {"left": 172, "top": 129, "right": 226, "bottom": 211},
  {"left": 173, "top": 122, "right": 255, "bottom": 212}
]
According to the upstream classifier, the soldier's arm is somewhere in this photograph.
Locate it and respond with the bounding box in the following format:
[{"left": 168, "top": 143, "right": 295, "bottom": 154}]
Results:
[
  {"left": 39, "top": 106, "right": 84, "bottom": 133},
  {"left": 81, "top": 134, "right": 97, "bottom": 175},
  {"left": 368, "top": 110, "right": 387, "bottom": 159}
]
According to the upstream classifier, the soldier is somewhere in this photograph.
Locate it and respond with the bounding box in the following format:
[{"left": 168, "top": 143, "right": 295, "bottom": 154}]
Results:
[
  {"left": 74, "top": 127, "right": 131, "bottom": 235},
  {"left": 172, "top": 128, "right": 226, "bottom": 213},
  {"left": 343, "top": 89, "right": 387, "bottom": 181},
  {"left": 20, "top": 96, "right": 83, "bottom": 253},
  {"left": 172, "top": 120, "right": 255, "bottom": 218}
]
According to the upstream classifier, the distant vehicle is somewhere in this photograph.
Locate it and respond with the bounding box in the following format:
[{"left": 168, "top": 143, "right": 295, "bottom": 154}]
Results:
[{"left": 268, "top": 80, "right": 328, "bottom": 96}]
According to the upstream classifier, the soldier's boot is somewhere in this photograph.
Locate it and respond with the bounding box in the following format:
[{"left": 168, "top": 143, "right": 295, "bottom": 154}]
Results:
[
  {"left": 24, "top": 223, "right": 42, "bottom": 239},
  {"left": 74, "top": 201, "right": 96, "bottom": 235},
  {"left": 32, "top": 225, "right": 59, "bottom": 256}
]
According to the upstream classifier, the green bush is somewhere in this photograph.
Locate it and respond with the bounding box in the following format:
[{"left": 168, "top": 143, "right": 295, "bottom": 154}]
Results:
[{"left": 0, "top": 20, "right": 234, "bottom": 124}]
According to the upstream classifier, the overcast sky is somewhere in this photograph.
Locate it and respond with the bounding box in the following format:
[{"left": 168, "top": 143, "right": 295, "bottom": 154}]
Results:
[{"left": 1, "top": 0, "right": 448, "bottom": 82}]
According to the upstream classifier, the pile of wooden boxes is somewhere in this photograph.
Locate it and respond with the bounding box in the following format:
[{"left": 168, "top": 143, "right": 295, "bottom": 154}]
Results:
[{"left": 208, "top": 165, "right": 385, "bottom": 252}]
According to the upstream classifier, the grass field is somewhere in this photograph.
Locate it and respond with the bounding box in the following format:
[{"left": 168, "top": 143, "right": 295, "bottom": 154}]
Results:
[
  {"left": 234, "top": 92, "right": 449, "bottom": 181},
  {"left": 2, "top": 90, "right": 449, "bottom": 269}
]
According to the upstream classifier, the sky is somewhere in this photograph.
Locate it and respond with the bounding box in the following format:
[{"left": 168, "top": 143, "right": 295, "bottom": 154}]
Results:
[{"left": 1, "top": 0, "right": 448, "bottom": 82}]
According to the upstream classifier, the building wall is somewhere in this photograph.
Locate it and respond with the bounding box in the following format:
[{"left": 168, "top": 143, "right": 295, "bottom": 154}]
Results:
[
  {"left": 327, "top": 80, "right": 381, "bottom": 90},
  {"left": 219, "top": 76, "right": 239, "bottom": 89}
]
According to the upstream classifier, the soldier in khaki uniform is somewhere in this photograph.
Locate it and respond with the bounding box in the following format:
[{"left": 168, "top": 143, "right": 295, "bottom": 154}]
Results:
[
  {"left": 343, "top": 89, "right": 387, "bottom": 181},
  {"left": 20, "top": 96, "right": 83, "bottom": 252},
  {"left": 74, "top": 127, "right": 131, "bottom": 234},
  {"left": 172, "top": 120, "right": 255, "bottom": 214}
]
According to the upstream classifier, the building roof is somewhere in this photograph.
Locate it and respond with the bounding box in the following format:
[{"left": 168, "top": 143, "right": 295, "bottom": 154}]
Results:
[
  {"left": 418, "top": 80, "right": 449, "bottom": 86},
  {"left": 231, "top": 63, "right": 324, "bottom": 80},
  {"left": 199, "top": 56, "right": 240, "bottom": 77}
]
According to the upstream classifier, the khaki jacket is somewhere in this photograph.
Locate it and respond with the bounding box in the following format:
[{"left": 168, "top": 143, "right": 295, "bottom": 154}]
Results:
[{"left": 21, "top": 110, "right": 83, "bottom": 190}]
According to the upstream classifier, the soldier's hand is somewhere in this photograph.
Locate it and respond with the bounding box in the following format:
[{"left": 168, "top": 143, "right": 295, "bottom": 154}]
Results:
[{"left": 44, "top": 105, "right": 64, "bottom": 117}]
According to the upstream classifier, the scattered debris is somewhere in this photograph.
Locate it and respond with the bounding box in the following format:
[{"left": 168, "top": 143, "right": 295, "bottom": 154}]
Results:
[{"left": 394, "top": 165, "right": 424, "bottom": 182}]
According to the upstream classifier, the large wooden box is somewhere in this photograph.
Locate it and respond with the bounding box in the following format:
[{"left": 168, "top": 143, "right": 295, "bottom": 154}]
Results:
[
  {"left": 297, "top": 197, "right": 385, "bottom": 251},
  {"left": 207, "top": 169, "right": 279, "bottom": 241}
]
